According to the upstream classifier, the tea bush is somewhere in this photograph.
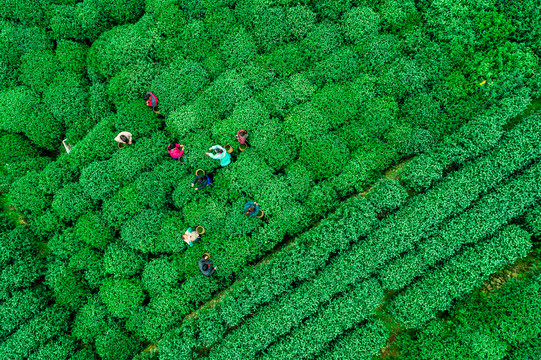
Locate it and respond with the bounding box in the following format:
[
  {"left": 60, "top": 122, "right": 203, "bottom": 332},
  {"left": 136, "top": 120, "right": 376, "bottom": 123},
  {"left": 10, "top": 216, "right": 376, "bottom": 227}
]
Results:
[{"left": 3, "top": 0, "right": 541, "bottom": 358}]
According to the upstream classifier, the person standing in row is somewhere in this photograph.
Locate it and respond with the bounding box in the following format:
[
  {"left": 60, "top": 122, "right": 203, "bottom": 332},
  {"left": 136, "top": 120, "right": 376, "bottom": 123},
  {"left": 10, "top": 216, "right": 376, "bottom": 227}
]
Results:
[
  {"left": 115, "top": 131, "right": 133, "bottom": 149},
  {"left": 244, "top": 201, "right": 259, "bottom": 217},
  {"left": 144, "top": 92, "right": 158, "bottom": 107},
  {"left": 182, "top": 227, "right": 200, "bottom": 247},
  {"left": 206, "top": 145, "right": 231, "bottom": 167},
  {"left": 192, "top": 174, "right": 213, "bottom": 191},
  {"left": 167, "top": 143, "right": 185, "bottom": 161},
  {"left": 198, "top": 253, "right": 216, "bottom": 276},
  {"left": 235, "top": 129, "right": 248, "bottom": 144}
]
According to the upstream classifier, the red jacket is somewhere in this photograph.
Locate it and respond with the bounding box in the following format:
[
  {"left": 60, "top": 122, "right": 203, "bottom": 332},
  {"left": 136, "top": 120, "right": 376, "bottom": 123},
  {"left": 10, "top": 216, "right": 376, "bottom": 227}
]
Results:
[
  {"left": 168, "top": 144, "right": 184, "bottom": 158},
  {"left": 145, "top": 92, "right": 158, "bottom": 107}
]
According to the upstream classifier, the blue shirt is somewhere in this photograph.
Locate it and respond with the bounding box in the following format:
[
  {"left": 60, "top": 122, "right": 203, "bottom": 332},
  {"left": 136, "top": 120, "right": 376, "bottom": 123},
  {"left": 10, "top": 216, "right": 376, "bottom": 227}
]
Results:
[{"left": 244, "top": 202, "right": 259, "bottom": 217}]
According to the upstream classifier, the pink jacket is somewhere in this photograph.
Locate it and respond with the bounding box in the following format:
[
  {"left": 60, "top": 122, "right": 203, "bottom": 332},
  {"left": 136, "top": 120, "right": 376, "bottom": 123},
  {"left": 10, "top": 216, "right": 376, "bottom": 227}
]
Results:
[
  {"left": 168, "top": 144, "right": 184, "bottom": 158},
  {"left": 236, "top": 129, "right": 248, "bottom": 144}
]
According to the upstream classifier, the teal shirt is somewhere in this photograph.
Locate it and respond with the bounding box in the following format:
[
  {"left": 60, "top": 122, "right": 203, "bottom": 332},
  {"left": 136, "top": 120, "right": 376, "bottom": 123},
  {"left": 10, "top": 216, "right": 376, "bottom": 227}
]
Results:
[{"left": 208, "top": 145, "right": 231, "bottom": 167}]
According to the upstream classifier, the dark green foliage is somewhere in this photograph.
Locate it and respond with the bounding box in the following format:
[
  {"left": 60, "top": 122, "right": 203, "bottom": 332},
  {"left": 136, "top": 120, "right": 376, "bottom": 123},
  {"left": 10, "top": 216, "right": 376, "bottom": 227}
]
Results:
[
  {"left": 104, "top": 242, "right": 146, "bottom": 277},
  {"left": 399, "top": 154, "right": 444, "bottom": 191},
  {"left": 79, "top": 160, "right": 120, "bottom": 201},
  {"left": 5, "top": 2, "right": 541, "bottom": 358},
  {"left": 27, "top": 335, "right": 77, "bottom": 360},
  {"left": 389, "top": 225, "right": 532, "bottom": 328},
  {"left": 142, "top": 257, "right": 179, "bottom": 297},
  {"left": 0, "top": 87, "right": 62, "bottom": 150},
  {"left": 56, "top": 40, "right": 88, "bottom": 73},
  {"left": 121, "top": 209, "right": 165, "bottom": 253},
  {"left": 9, "top": 171, "right": 51, "bottom": 217},
  {"left": 0, "top": 287, "right": 46, "bottom": 338},
  {"left": 220, "top": 29, "right": 257, "bottom": 68},
  {"left": 52, "top": 182, "right": 96, "bottom": 221},
  {"left": 46, "top": 258, "right": 90, "bottom": 310},
  {"left": 398, "top": 274, "right": 541, "bottom": 359},
  {"left": 367, "top": 178, "right": 408, "bottom": 212},
  {"left": 100, "top": 277, "right": 145, "bottom": 318},
  {"left": 95, "top": 324, "right": 139, "bottom": 360},
  {"left": 302, "top": 21, "right": 343, "bottom": 61},
  {"left": 18, "top": 51, "right": 61, "bottom": 92},
  {"left": 30, "top": 210, "right": 65, "bottom": 239},
  {"left": 108, "top": 61, "right": 159, "bottom": 106},
  {"left": 320, "top": 320, "right": 390, "bottom": 359},
  {"left": 151, "top": 59, "right": 209, "bottom": 114},
  {"left": 74, "top": 212, "right": 114, "bottom": 249},
  {"left": 0, "top": 307, "right": 69, "bottom": 360},
  {"left": 108, "top": 132, "right": 168, "bottom": 185},
  {"left": 72, "top": 294, "right": 111, "bottom": 343},
  {"left": 102, "top": 184, "right": 144, "bottom": 229},
  {"left": 299, "top": 133, "right": 350, "bottom": 180}
]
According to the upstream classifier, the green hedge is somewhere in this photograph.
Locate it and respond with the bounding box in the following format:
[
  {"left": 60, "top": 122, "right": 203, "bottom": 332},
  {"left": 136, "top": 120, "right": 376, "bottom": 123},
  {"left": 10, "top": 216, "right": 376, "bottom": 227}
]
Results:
[{"left": 388, "top": 225, "right": 532, "bottom": 327}]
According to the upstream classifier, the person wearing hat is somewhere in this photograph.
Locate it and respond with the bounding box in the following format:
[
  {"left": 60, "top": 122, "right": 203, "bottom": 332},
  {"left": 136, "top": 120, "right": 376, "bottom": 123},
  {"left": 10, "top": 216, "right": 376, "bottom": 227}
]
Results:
[
  {"left": 115, "top": 131, "right": 133, "bottom": 149},
  {"left": 182, "top": 227, "right": 200, "bottom": 247},
  {"left": 206, "top": 145, "right": 231, "bottom": 167},
  {"left": 235, "top": 129, "right": 248, "bottom": 144},
  {"left": 167, "top": 143, "right": 185, "bottom": 160},
  {"left": 191, "top": 174, "right": 212, "bottom": 191},
  {"left": 198, "top": 253, "right": 216, "bottom": 276},
  {"left": 244, "top": 201, "right": 259, "bottom": 217}
]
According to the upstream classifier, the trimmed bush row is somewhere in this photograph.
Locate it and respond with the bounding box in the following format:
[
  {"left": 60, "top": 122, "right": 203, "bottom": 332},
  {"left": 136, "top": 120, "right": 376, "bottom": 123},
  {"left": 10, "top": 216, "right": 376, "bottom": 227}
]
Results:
[
  {"left": 381, "top": 158, "right": 541, "bottom": 290},
  {"left": 159, "top": 195, "right": 380, "bottom": 358},
  {"left": 259, "top": 278, "right": 383, "bottom": 360},
  {"left": 316, "top": 319, "right": 389, "bottom": 360},
  {"left": 400, "top": 90, "right": 531, "bottom": 191},
  {"left": 397, "top": 273, "right": 541, "bottom": 359},
  {"left": 159, "top": 113, "right": 541, "bottom": 357},
  {"left": 209, "top": 276, "right": 382, "bottom": 360},
  {"left": 388, "top": 224, "right": 532, "bottom": 328}
]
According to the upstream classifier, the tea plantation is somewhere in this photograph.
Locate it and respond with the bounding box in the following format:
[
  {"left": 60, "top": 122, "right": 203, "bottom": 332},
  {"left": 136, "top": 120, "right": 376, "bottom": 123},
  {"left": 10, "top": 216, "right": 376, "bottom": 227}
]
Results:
[{"left": 1, "top": 0, "right": 540, "bottom": 359}]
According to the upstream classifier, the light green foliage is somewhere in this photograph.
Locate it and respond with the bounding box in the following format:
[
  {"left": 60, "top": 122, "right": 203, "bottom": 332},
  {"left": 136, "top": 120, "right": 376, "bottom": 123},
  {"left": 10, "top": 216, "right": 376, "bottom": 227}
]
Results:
[
  {"left": 341, "top": 6, "right": 381, "bottom": 45},
  {"left": 151, "top": 59, "right": 209, "bottom": 114},
  {"left": 79, "top": 161, "right": 120, "bottom": 201},
  {"left": 4, "top": 1, "right": 541, "bottom": 358},
  {"left": 87, "top": 23, "right": 155, "bottom": 78},
  {"left": 389, "top": 225, "right": 532, "bottom": 327}
]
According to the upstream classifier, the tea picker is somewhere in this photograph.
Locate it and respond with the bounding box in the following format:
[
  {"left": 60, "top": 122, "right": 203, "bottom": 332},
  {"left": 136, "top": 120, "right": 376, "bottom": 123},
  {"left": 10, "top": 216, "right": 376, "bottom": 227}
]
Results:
[
  {"left": 167, "top": 143, "right": 186, "bottom": 162},
  {"left": 206, "top": 145, "right": 231, "bottom": 167},
  {"left": 182, "top": 226, "right": 205, "bottom": 247},
  {"left": 114, "top": 131, "right": 133, "bottom": 149},
  {"left": 192, "top": 169, "right": 213, "bottom": 190},
  {"left": 244, "top": 201, "right": 264, "bottom": 218},
  {"left": 143, "top": 92, "right": 160, "bottom": 114},
  {"left": 198, "top": 253, "right": 216, "bottom": 276}
]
